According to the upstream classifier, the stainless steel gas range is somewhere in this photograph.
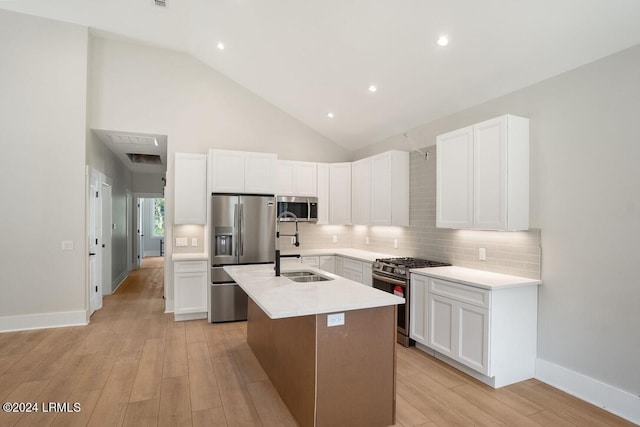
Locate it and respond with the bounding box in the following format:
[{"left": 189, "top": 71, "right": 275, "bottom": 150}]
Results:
[{"left": 372, "top": 257, "right": 451, "bottom": 347}]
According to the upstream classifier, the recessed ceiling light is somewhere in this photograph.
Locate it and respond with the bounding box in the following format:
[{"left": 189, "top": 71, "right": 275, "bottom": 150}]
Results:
[
  {"left": 217, "top": 42, "right": 225, "bottom": 50},
  {"left": 437, "top": 35, "right": 449, "bottom": 47},
  {"left": 368, "top": 85, "right": 377, "bottom": 93},
  {"left": 327, "top": 112, "right": 334, "bottom": 119}
]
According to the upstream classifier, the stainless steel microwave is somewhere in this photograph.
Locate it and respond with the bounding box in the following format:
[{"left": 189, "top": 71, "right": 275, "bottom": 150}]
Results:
[{"left": 276, "top": 196, "right": 318, "bottom": 222}]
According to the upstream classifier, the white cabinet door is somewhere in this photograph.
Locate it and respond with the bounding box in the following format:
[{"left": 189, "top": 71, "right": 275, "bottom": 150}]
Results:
[
  {"left": 174, "top": 153, "right": 207, "bottom": 224},
  {"left": 317, "top": 163, "right": 329, "bottom": 224},
  {"left": 210, "top": 149, "right": 246, "bottom": 193},
  {"left": 361, "top": 262, "right": 372, "bottom": 287},
  {"left": 342, "top": 268, "right": 363, "bottom": 284},
  {"left": 295, "top": 161, "right": 317, "bottom": 196},
  {"left": 174, "top": 261, "right": 207, "bottom": 316},
  {"left": 474, "top": 116, "right": 507, "bottom": 230},
  {"left": 370, "top": 152, "right": 392, "bottom": 225},
  {"left": 319, "top": 255, "right": 336, "bottom": 274},
  {"left": 244, "top": 152, "right": 277, "bottom": 194},
  {"left": 277, "top": 161, "right": 295, "bottom": 196},
  {"left": 428, "top": 293, "right": 456, "bottom": 358},
  {"left": 278, "top": 161, "right": 317, "bottom": 196},
  {"left": 410, "top": 274, "right": 428, "bottom": 345},
  {"left": 457, "top": 302, "right": 490, "bottom": 375},
  {"left": 436, "top": 126, "right": 474, "bottom": 229},
  {"left": 329, "top": 163, "right": 351, "bottom": 224},
  {"left": 351, "top": 158, "right": 371, "bottom": 225},
  {"left": 301, "top": 256, "right": 320, "bottom": 268}
]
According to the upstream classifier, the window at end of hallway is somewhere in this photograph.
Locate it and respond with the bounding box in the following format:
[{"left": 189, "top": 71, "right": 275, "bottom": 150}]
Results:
[{"left": 152, "top": 198, "right": 164, "bottom": 237}]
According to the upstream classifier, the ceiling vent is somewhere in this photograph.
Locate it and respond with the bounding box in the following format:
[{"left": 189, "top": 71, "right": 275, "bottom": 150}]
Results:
[
  {"left": 153, "top": 0, "right": 167, "bottom": 8},
  {"left": 126, "top": 153, "right": 163, "bottom": 165},
  {"left": 109, "top": 134, "right": 158, "bottom": 146}
]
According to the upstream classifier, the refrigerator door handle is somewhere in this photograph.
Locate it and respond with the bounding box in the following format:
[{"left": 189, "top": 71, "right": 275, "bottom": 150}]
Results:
[
  {"left": 233, "top": 203, "right": 239, "bottom": 257},
  {"left": 239, "top": 203, "right": 244, "bottom": 256}
]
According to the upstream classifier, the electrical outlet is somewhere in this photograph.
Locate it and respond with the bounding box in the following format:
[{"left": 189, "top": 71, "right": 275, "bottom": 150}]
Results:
[
  {"left": 61, "top": 240, "right": 74, "bottom": 251},
  {"left": 332, "top": 235, "right": 338, "bottom": 243},
  {"left": 365, "top": 236, "right": 370, "bottom": 245},
  {"left": 393, "top": 239, "right": 398, "bottom": 249},
  {"left": 327, "top": 313, "right": 345, "bottom": 327},
  {"left": 479, "top": 247, "right": 486, "bottom": 261},
  {"left": 176, "top": 237, "right": 188, "bottom": 247},
  {"left": 191, "top": 238, "right": 198, "bottom": 247}
]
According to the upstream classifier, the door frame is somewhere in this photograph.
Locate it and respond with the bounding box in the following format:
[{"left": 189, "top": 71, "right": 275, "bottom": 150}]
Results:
[
  {"left": 101, "top": 179, "right": 113, "bottom": 296},
  {"left": 87, "top": 167, "right": 104, "bottom": 316}
]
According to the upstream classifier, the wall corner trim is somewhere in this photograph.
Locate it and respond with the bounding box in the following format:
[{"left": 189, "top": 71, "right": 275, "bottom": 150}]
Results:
[
  {"left": 536, "top": 358, "right": 639, "bottom": 425},
  {"left": 0, "top": 310, "right": 88, "bottom": 333},
  {"left": 165, "top": 298, "right": 174, "bottom": 314}
]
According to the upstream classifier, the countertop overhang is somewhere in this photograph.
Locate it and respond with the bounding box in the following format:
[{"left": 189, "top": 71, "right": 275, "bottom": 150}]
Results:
[{"left": 224, "top": 264, "right": 404, "bottom": 319}]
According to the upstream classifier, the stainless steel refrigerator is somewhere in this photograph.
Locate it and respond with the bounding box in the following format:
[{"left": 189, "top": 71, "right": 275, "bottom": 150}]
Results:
[{"left": 210, "top": 193, "right": 275, "bottom": 322}]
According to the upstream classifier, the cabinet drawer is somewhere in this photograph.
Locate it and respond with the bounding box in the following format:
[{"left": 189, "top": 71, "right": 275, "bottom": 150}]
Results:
[
  {"left": 428, "top": 278, "right": 490, "bottom": 308},
  {"left": 301, "top": 256, "right": 320, "bottom": 268},
  {"left": 174, "top": 260, "right": 207, "bottom": 273},
  {"left": 342, "top": 258, "right": 363, "bottom": 273}
]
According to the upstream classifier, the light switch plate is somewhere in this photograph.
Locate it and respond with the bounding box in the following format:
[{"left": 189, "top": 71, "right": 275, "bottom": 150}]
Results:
[
  {"left": 479, "top": 247, "right": 486, "bottom": 261},
  {"left": 191, "top": 238, "right": 198, "bottom": 247},
  {"left": 176, "top": 237, "right": 188, "bottom": 247},
  {"left": 61, "top": 240, "right": 74, "bottom": 251},
  {"left": 393, "top": 239, "right": 398, "bottom": 249},
  {"left": 332, "top": 235, "right": 338, "bottom": 243},
  {"left": 327, "top": 313, "right": 345, "bottom": 327}
]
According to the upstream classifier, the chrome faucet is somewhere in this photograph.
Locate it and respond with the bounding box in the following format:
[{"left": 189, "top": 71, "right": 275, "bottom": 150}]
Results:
[{"left": 275, "top": 211, "right": 299, "bottom": 276}]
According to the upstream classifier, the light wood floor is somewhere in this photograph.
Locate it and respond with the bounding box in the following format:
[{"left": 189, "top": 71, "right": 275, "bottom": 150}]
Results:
[{"left": 0, "top": 256, "right": 635, "bottom": 427}]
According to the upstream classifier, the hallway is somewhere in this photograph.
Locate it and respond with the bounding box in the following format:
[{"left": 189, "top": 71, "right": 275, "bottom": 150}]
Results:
[{"left": 0, "top": 258, "right": 634, "bottom": 426}]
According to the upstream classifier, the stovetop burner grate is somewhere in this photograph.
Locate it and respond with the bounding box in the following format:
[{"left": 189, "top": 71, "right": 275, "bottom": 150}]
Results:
[{"left": 375, "top": 257, "right": 451, "bottom": 269}]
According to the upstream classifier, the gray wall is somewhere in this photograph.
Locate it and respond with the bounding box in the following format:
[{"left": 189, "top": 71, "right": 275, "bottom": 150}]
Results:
[
  {"left": 354, "top": 45, "right": 640, "bottom": 396},
  {"left": 86, "top": 131, "right": 134, "bottom": 292},
  {"left": 0, "top": 10, "right": 88, "bottom": 320}
]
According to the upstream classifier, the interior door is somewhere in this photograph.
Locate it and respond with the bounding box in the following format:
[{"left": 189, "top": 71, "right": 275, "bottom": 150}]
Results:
[
  {"left": 136, "top": 198, "right": 144, "bottom": 269},
  {"left": 101, "top": 183, "right": 112, "bottom": 297},
  {"left": 88, "top": 169, "right": 102, "bottom": 315}
]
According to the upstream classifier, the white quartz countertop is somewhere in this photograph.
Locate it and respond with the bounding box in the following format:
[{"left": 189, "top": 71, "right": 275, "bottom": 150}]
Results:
[
  {"left": 171, "top": 253, "right": 208, "bottom": 261},
  {"left": 410, "top": 266, "right": 542, "bottom": 290},
  {"left": 224, "top": 264, "right": 404, "bottom": 319},
  {"left": 280, "top": 248, "right": 396, "bottom": 263}
]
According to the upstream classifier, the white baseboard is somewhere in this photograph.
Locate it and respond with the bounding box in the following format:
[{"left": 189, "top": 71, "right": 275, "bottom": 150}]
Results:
[
  {"left": 0, "top": 310, "right": 88, "bottom": 333},
  {"left": 165, "top": 298, "right": 174, "bottom": 314},
  {"left": 536, "top": 358, "right": 640, "bottom": 425},
  {"left": 174, "top": 311, "right": 207, "bottom": 321},
  {"left": 110, "top": 272, "right": 128, "bottom": 294}
]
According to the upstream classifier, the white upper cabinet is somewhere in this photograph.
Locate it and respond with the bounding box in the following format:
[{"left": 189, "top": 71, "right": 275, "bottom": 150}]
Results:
[
  {"left": 316, "top": 163, "right": 329, "bottom": 224},
  {"left": 174, "top": 153, "right": 207, "bottom": 225},
  {"left": 209, "top": 149, "right": 277, "bottom": 195},
  {"left": 329, "top": 162, "right": 351, "bottom": 224},
  {"left": 277, "top": 160, "right": 317, "bottom": 196},
  {"left": 437, "top": 115, "right": 529, "bottom": 231},
  {"left": 370, "top": 150, "right": 409, "bottom": 226},
  {"left": 351, "top": 157, "right": 371, "bottom": 225}
]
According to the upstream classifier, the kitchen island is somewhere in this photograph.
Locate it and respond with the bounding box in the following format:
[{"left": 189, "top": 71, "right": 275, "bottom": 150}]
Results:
[{"left": 224, "top": 264, "right": 404, "bottom": 427}]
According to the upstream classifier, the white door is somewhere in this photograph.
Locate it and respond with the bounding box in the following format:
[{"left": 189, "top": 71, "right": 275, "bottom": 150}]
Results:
[
  {"left": 88, "top": 169, "right": 102, "bottom": 315},
  {"left": 136, "top": 198, "right": 144, "bottom": 269},
  {"left": 101, "top": 183, "right": 112, "bottom": 296}
]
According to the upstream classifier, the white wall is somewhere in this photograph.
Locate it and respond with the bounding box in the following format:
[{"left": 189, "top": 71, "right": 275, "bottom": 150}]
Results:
[
  {"left": 142, "top": 198, "right": 163, "bottom": 256},
  {"left": 355, "top": 45, "right": 640, "bottom": 401},
  {"left": 0, "top": 10, "right": 89, "bottom": 328}
]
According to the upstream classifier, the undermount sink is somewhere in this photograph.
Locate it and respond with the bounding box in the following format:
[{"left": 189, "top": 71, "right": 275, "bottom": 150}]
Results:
[{"left": 282, "top": 271, "right": 333, "bottom": 282}]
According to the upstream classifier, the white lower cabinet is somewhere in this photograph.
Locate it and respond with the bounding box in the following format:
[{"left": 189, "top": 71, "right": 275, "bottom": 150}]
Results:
[
  {"left": 174, "top": 261, "right": 207, "bottom": 320},
  {"left": 319, "top": 255, "right": 336, "bottom": 274},
  {"left": 410, "top": 272, "right": 538, "bottom": 388},
  {"left": 301, "top": 256, "right": 320, "bottom": 268}
]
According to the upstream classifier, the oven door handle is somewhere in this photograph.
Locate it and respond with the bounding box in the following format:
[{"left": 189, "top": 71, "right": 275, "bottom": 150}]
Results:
[{"left": 372, "top": 272, "right": 406, "bottom": 287}]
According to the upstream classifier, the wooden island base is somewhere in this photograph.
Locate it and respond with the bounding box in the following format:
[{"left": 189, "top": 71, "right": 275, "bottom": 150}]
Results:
[{"left": 247, "top": 299, "right": 397, "bottom": 427}]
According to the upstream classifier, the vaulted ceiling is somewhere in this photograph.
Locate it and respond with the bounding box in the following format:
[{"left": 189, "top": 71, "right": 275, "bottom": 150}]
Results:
[{"left": 4, "top": 0, "right": 640, "bottom": 150}]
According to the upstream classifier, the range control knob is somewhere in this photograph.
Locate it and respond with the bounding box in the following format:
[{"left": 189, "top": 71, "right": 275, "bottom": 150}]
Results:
[
  {"left": 394, "top": 267, "right": 406, "bottom": 276},
  {"left": 372, "top": 262, "right": 379, "bottom": 269}
]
